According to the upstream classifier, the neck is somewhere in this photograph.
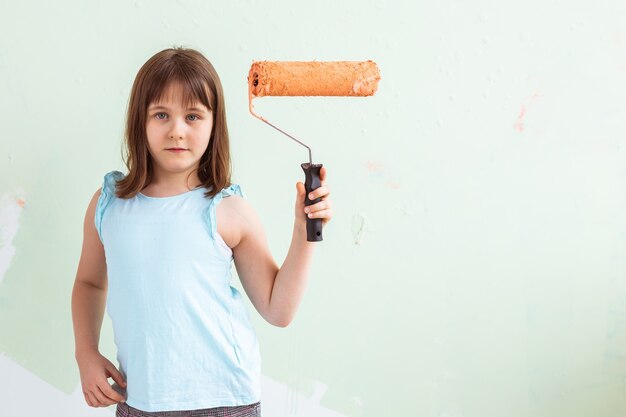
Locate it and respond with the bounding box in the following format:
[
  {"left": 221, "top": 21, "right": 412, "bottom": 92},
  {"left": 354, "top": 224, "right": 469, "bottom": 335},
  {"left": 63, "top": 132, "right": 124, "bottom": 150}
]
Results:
[{"left": 148, "top": 167, "right": 202, "bottom": 191}]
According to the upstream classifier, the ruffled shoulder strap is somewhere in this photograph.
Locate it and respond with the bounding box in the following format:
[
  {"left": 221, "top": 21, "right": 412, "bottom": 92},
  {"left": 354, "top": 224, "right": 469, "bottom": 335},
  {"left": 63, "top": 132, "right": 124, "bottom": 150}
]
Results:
[
  {"left": 94, "top": 170, "right": 124, "bottom": 243},
  {"left": 203, "top": 183, "right": 246, "bottom": 242}
]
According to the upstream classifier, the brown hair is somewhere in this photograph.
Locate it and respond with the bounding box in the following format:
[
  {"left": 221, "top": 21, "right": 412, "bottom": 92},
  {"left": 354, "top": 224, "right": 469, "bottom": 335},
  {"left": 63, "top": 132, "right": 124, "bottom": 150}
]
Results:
[{"left": 115, "top": 46, "right": 232, "bottom": 199}]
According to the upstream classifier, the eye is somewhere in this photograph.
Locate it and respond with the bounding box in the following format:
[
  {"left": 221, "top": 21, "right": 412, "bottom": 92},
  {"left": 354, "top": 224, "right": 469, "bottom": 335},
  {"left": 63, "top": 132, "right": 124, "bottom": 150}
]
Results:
[
  {"left": 187, "top": 114, "right": 200, "bottom": 121},
  {"left": 155, "top": 112, "right": 167, "bottom": 120}
]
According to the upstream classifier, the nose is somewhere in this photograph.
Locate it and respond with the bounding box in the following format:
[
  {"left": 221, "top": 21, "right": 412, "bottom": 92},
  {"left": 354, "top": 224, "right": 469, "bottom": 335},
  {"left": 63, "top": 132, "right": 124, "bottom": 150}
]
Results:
[{"left": 168, "top": 118, "right": 185, "bottom": 140}]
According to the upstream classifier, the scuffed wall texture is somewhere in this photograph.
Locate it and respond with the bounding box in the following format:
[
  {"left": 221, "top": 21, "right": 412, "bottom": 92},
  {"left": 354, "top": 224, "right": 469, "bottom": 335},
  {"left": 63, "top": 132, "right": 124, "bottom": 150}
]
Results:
[{"left": 1, "top": 0, "right": 626, "bottom": 416}]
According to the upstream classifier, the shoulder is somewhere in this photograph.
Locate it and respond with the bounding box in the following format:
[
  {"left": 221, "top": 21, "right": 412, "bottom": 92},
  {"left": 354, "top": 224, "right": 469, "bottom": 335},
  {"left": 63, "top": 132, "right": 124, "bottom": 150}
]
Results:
[
  {"left": 92, "top": 170, "right": 124, "bottom": 200},
  {"left": 221, "top": 192, "right": 261, "bottom": 229},
  {"left": 98, "top": 170, "right": 125, "bottom": 202},
  {"left": 85, "top": 187, "right": 102, "bottom": 220},
  {"left": 219, "top": 193, "right": 250, "bottom": 214},
  {"left": 216, "top": 188, "right": 263, "bottom": 249},
  {"left": 87, "top": 171, "right": 118, "bottom": 214},
  {"left": 104, "top": 170, "right": 125, "bottom": 188},
  {"left": 216, "top": 194, "right": 250, "bottom": 248},
  {"left": 215, "top": 183, "right": 251, "bottom": 220},
  {"left": 93, "top": 170, "right": 125, "bottom": 236},
  {"left": 91, "top": 187, "right": 102, "bottom": 205},
  {"left": 97, "top": 170, "right": 123, "bottom": 203}
]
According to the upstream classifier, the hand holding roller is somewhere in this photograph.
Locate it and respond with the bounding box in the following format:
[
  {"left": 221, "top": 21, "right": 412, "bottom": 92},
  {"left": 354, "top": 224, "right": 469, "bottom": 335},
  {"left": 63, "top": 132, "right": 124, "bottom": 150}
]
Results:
[{"left": 247, "top": 60, "right": 381, "bottom": 242}]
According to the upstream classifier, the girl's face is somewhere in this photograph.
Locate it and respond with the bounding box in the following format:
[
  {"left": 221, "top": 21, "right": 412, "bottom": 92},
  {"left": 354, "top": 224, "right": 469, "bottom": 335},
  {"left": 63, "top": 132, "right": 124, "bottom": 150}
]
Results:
[{"left": 145, "top": 82, "right": 213, "bottom": 180}]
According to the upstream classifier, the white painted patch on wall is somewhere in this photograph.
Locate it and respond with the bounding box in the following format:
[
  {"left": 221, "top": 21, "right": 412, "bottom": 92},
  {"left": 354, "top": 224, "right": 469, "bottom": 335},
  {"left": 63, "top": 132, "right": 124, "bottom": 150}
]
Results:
[
  {"left": 351, "top": 212, "right": 368, "bottom": 245},
  {"left": 0, "top": 190, "right": 25, "bottom": 284},
  {"left": 262, "top": 377, "right": 349, "bottom": 417},
  {"left": 0, "top": 351, "right": 348, "bottom": 417},
  {"left": 0, "top": 351, "right": 112, "bottom": 416}
]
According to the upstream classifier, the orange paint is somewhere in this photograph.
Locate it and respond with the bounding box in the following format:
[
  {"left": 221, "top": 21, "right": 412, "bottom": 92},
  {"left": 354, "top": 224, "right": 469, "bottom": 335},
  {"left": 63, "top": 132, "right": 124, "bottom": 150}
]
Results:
[
  {"left": 514, "top": 93, "right": 542, "bottom": 133},
  {"left": 366, "top": 161, "right": 384, "bottom": 173}
]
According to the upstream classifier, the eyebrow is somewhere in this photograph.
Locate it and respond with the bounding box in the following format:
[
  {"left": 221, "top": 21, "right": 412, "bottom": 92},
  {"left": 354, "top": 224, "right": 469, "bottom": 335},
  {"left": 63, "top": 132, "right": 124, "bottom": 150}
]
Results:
[{"left": 148, "top": 105, "right": 208, "bottom": 113}]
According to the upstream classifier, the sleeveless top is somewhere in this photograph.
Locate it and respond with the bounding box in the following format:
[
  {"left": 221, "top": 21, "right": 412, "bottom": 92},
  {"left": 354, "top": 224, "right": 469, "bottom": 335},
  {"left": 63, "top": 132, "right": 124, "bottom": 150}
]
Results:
[{"left": 95, "top": 170, "right": 261, "bottom": 412}]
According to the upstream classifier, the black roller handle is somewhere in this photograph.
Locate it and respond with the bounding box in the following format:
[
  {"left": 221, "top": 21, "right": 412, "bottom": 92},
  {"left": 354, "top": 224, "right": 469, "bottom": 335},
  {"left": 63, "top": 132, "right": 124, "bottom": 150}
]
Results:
[{"left": 301, "top": 162, "right": 323, "bottom": 242}]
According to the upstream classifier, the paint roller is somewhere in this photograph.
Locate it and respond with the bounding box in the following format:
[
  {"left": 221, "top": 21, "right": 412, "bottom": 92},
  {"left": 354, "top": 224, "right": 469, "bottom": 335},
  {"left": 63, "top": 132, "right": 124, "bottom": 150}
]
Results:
[{"left": 248, "top": 60, "right": 381, "bottom": 242}]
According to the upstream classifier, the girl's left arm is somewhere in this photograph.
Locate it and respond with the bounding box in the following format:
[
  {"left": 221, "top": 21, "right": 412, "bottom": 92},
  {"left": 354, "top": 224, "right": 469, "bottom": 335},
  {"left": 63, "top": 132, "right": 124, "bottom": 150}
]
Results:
[{"left": 231, "top": 166, "right": 333, "bottom": 327}]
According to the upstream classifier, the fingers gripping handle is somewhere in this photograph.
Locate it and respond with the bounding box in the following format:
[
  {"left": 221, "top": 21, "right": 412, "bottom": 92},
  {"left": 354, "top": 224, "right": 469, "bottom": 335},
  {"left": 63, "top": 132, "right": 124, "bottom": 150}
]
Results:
[{"left": 301, "top": 162, "right": 323, "bottom": 242}]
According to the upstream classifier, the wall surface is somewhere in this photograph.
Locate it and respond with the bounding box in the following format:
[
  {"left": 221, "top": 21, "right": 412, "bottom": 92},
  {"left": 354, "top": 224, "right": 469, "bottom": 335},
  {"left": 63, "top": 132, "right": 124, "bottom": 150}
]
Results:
[{"left": 1, "top": 1, "right": 626, "bottom": 416}]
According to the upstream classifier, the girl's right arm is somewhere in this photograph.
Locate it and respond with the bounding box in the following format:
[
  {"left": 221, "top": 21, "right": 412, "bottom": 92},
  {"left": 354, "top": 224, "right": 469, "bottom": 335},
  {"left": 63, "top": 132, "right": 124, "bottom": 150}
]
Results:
[{"left": 71, "top": 188, "right": 127, "bottom": 407}]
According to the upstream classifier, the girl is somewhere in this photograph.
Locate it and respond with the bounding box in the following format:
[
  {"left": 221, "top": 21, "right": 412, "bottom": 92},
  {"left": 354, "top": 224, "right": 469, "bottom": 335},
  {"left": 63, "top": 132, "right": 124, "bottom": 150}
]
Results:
[{"left": 71, "top": 47, "right": 333, "bottom": 416}]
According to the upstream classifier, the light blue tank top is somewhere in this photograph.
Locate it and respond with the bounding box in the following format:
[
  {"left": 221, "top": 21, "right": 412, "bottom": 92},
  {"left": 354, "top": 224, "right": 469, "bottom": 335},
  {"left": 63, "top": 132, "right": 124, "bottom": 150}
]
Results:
[{"left": 95, "top": 170, "right": 261, "bottom": 412}]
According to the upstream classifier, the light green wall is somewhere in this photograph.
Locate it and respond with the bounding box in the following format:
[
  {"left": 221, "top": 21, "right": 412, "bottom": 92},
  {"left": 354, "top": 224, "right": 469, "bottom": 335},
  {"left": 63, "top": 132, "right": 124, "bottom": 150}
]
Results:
[{"left": 1, "top": 1, "right": 626, "bottom": 416}]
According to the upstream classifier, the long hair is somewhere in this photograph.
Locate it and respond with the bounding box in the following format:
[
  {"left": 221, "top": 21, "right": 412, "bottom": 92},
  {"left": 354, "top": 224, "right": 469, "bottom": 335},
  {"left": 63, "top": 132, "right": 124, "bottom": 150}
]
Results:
[{"left": 115, "top": 46, "right": 232, "bottom": 199}]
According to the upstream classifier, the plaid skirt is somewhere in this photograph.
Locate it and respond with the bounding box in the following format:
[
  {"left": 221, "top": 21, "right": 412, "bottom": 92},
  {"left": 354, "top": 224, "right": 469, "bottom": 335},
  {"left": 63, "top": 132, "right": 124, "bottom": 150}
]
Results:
[{"left": 115, "top": 401, "right": 261, "bottom": 417}]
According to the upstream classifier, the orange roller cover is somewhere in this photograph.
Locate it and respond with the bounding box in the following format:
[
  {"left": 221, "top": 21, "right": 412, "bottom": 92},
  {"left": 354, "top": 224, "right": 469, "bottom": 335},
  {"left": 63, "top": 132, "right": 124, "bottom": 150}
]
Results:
[{"left": 248, "top": 61, "right": 381, "bottom": 97}]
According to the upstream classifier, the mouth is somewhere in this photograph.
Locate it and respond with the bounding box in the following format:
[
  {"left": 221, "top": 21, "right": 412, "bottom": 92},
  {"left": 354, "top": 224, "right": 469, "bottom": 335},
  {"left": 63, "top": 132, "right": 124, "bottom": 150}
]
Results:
[{"left": 166, "top": 148, "right": 188, "bottom": 151}]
